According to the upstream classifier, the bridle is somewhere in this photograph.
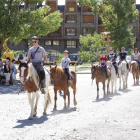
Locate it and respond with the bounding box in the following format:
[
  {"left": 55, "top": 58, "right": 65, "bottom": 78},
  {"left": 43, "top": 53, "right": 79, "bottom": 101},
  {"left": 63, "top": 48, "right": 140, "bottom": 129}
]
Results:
[
  {"left": 50, "top": 70, "right": 64, "bottom": 84},
  {"left": 19, "top": 66, "right": 29, "bottom": 81},
  {"left": 91, "top": 67, "right": 101, "bottom": 79}
]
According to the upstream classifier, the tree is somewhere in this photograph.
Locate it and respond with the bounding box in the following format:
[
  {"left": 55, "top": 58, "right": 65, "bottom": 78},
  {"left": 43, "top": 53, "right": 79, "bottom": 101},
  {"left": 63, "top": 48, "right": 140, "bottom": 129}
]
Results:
[
  {"left": 0, "top": 0, "right": 62, "bottom": 57},
  {"left": 77, "top": 0, "right": 139, "bottom": 51},
  {"left": 79, "top": 32, "right": 105, "bottom": 62}
]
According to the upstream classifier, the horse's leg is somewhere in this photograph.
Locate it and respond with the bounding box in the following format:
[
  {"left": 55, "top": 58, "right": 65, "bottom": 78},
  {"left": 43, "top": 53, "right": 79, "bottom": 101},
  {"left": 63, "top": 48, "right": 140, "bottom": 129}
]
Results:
[
  {"left": 107, "top": 79, "right": 110, "bottom": 97},
  {"left": 119, "top": 76, "right": 121, "bottom": 90},
  {"left": 33, "top": 91, "right": 40, "bottom": 117},
  {"left": 73, "top": 86, "right": 77, "bottom": 106},
  {"left": 111, "top": 79, "right": 114, "bottom": 93},
  {"left": 63, "top": 88, "right": 67, "bottom": 109},
  {"left": 115, "top": 77, "right": 117, "bottom": 93},
  {"left": 133, "top": 74, "right": 135, "bottom": 85},
  {"left": 96, "top": 81, "right": 99, "bottom": 99},
  {"left": 103, "top": 81, "right": 106, "bottom": 98},
  {"left": 28, "top": 92, "right": 36, "bottom": 120},
  {"left": 67, "top": 88, "right": 70, "bottom": 108},
  {"left": 53, "top": 88, "right": 57, "bottom": 110},
  {"left": 137, "top": 73, "right": 139, "bottom": 85},
  {"left": 43, "top": 88, "right": 51, "bottom": 115}
]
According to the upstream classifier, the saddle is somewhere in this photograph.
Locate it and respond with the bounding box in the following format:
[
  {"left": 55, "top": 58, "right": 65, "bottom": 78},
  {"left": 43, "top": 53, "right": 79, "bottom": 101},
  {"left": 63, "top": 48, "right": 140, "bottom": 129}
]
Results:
[
  {"left": 63, "top": 69, "right": 73, "bottom": 81},
  {"left": 98, "top": 66, "right": 110, "bottom": 78}
]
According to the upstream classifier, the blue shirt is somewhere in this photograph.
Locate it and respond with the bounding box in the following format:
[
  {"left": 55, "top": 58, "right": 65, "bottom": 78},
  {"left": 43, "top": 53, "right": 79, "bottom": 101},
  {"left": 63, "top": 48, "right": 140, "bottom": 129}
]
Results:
[{"left": 61, "top": 58, "right": 71, "bottom": 68}]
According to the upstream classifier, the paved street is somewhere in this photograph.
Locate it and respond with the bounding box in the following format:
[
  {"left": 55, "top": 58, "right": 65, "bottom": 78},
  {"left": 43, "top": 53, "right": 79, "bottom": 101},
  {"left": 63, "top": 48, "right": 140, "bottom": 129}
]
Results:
[{"left": 0, "top": 73, "right": 140, "bottom": 140}]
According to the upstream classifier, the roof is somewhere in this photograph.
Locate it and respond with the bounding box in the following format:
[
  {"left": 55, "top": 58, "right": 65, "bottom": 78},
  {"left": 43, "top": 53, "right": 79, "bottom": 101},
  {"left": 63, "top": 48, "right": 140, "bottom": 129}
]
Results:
[
  {"left": 136, "top": 4, "right": 140, "bottom": 11},
  {"left": 58, "top": 5, "right": 65, "bottom": 12}
]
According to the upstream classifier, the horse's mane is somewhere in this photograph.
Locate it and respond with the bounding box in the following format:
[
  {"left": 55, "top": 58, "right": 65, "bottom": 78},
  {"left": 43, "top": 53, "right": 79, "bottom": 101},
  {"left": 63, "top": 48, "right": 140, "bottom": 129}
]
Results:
[
  {"left": 131, "top": 61, "right": 139, "bottom": 69},
  {"left": 56, "top": 67, "right": 64, "bottom": 75},
  {"left": 27, "top": 63, "right": 39, "bottom": 88}
]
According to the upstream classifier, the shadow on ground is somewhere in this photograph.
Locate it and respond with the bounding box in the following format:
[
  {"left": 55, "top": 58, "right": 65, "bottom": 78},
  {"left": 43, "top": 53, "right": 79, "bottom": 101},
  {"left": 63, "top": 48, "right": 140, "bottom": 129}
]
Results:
[
  {"left": 13, "top": 115, "right": 48, "bottom": 128},
  {"left": 50, "top": 107, "right": 77, "bottom": 116},
  {"left": 0, "top": 80, "right": 24, "bottom": 95}
]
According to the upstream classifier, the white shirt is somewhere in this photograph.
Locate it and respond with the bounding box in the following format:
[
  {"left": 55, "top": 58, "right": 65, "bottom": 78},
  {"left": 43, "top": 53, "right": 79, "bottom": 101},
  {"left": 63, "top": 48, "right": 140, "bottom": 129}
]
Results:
[{"left": 132, "top": 53, "right": 139, "bottom": 60}]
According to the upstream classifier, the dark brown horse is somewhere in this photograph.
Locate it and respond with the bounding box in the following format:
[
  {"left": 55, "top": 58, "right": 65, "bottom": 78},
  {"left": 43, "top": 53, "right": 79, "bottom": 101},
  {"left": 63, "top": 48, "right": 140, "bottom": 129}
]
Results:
[
  {"left": 91, "top": 64, "right": 111, "bottom": 99},
  {"left": 18, "top": 60, "right": 51, "bottom": 120},
  {"left": 50, "top": 65, "right": 77, "bottom": 110}
]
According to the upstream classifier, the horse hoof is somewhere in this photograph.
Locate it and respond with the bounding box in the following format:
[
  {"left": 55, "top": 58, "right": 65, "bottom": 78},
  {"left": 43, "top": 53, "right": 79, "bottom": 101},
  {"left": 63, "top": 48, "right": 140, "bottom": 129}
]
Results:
[
  {"left": 53, "top": 108, "right": 57, "bottom": 111},
  {"left": 74, "top": 101, "right": 77, "bottom": 106},
  {"left": 33, "top": 114, "right": 37, "bottom": 117},
  {"left": 43, "top": 112, "right": 47, "bottom": 115},
  {"left": 28, "top": 117, "right": 33, "bottom": 120},
  {"left": 96, "top": 96, "right": 99, "bottom": 100}
]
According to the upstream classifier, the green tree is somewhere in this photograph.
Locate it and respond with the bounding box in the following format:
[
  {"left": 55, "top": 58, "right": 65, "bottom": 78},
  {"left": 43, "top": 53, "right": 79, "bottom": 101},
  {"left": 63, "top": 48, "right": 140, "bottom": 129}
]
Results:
[
  {"left": 0, "top": 0, "right": 62, "bottom": 57},
  {"left": 77, "top": 0, "right": 139, "bottom": 51},
  {"left": 79, "top": 32, "right": 105, "bottom": 62}
]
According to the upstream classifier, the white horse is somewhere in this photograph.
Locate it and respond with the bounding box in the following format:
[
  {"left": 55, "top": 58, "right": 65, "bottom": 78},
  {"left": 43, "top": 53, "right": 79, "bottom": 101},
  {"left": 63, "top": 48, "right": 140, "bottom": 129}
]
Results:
[
  {"left": 19, "top": 61, "right": 51, "bottom": 120},
  {"left": 118, "top": 61, "right": 129, "bottom": 89},
  {"left": 107, "top": 61, "right": 117, "bottom": 93}
]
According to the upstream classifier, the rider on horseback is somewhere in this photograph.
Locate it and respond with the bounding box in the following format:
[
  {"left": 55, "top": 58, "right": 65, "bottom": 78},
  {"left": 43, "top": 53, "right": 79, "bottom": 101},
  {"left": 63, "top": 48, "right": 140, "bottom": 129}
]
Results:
[
  {"left": 61, "top": 50, "right": 72, "bottom": 83},
  {"left": 132, "top": 48, "right": 140, "bottom": 62},
  {"left": 107, "top": 48, "right": 119, "bottom": 77},
  {"left": 99, "top": 51, "right": 109, "bottom": 78},
  {"left": 27, "top": 36, "right": 47, "bottom": 94},
  {"left": 118, "top": 47, "right": 129, "bottom": 70}
]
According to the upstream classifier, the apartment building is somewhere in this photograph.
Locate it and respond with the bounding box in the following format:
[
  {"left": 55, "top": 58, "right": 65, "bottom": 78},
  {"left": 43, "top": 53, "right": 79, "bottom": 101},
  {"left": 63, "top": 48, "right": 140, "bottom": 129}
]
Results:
[{"left": 9, "top": 0, "right": 140, "bottom": 52}]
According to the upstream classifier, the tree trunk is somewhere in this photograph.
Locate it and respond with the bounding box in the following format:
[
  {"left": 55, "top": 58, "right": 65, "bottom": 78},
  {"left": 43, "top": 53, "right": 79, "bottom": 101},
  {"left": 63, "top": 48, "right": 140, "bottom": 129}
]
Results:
[{"left": 0, "top": 41, "right": 3, "bottom": 58}]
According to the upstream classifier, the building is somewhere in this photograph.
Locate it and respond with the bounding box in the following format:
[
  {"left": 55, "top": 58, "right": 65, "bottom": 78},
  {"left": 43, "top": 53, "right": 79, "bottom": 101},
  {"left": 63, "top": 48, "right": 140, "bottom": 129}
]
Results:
[{"left": 9, "top": 0, "right": 140, "bottom": 53}]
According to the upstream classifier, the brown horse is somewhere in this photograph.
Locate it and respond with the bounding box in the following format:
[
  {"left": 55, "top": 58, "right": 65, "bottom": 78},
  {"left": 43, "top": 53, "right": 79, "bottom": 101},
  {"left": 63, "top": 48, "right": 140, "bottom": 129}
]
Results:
[
  {"left": 18, "top": 60, "right": 51, "bottom": 120},
  {"left": 50, "top": 65, "right": 77, "bottom": 110},
  {"left": 130, "top": 61, "right": 139, "bottom": 85},
  {"left": 91, "top": 64, "right": 111, "bottom": 99}
]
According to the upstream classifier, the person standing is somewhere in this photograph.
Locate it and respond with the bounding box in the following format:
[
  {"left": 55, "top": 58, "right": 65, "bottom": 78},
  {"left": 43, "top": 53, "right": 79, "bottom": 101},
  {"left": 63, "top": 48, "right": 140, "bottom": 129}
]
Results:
[
  {"left": 11, "top": 59, "right": 17, "bottom": 80},
  {"left": 4, "top": 58, "right": 11, "bottom": 85},
  {"left": 27, "top": 36, "right": 47, "bottom": 94}
]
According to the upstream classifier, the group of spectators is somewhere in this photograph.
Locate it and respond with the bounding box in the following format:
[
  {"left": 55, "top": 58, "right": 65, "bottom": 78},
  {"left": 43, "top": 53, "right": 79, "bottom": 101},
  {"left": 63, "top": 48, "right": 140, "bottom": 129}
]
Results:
[{"left": 0, "top": 57, "right": 17, "bottom": 86}]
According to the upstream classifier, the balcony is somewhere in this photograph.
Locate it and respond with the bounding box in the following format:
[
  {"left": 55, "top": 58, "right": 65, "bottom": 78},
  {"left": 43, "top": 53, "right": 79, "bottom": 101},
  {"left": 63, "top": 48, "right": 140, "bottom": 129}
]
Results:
[
  {"left": 82, "top": 6, "right": 92, "bottom": 12},
  {"left": 65, "top": 2, "right": 77, "bottom": 12}
]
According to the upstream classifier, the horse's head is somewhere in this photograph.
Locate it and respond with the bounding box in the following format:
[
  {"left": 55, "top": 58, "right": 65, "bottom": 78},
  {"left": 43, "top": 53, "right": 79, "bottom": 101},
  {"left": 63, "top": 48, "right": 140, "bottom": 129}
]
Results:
[
  {"left": 107, "top": 61, "right": 112, "bottom": 68},
  {"left": 50, "top": 65, "right": 58, "bottom": 84},
  {"left": 18, "top": 59, "right": 30, "bottom": 83},
  {"left": 91, "top": 64, "right": 98, "bottom": 80}
]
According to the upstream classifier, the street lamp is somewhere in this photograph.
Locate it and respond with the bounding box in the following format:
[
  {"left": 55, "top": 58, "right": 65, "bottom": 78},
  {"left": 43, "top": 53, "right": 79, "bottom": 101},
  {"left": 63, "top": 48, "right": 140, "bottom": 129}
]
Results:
[{"left": 101, "top": 32, "right": 111, "bottom": 54}]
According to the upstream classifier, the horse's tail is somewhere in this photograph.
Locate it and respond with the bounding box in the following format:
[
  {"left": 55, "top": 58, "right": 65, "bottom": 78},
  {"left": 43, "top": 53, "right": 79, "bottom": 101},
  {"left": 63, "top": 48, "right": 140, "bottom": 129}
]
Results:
[
  {"left": 71, "top": 70, "right": 77, "bottom": 89},
  {"left": 46, "top": 91, "right": 51, "bottom": 108}
]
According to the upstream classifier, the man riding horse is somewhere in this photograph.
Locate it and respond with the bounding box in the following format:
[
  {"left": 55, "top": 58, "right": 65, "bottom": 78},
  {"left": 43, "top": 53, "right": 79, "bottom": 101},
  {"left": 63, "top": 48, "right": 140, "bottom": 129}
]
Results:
[
  {"left": 27, "top": 36, "right": 47, "bottom": 94},
  {"left": 107, "top": 48, "right": 119, "bottom": 77}
]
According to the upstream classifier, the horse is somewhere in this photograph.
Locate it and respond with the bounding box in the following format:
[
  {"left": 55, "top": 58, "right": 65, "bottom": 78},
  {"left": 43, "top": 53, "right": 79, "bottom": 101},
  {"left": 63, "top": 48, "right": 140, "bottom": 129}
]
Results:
[
  {"left": 91, "top": 64, "right": 111, "bottom": 99},
  {"left": 118, "top": 61, "right": 129, "bottom": 89},
  {"left": 130, "top": 61, "right": 139, "bottom": 85},
  {"left": 50, "top": 65, "right": 77, "bottom": 110},
  {"left": 107, "top": 61, "right": 117, "bottom": 93},
  {"left": 18, "top": 60, "right": 51, "bottom": 120}
]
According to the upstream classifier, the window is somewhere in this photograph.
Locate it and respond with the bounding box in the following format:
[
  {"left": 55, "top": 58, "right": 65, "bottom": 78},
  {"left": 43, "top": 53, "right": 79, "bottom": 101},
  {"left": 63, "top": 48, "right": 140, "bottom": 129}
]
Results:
[
  {"left": 66, "top": 2, "right": 76, "bottom": 12},
  {"left": 66, "top": 15, "right": 76, "bottom": 23},
  {"left": 82, "top": 6, "right": 92, "bottom": 12},
  {"left": 26, "top": 4, "right": 36, "bottom": 11},
  {"left": 83, "top": 28, "right": 94, "bottom": 35},
  {"left": 53, "top": 41, "right": 59, "bottom": 46},
  {"left": 67, "top": 40, "right": 76, "bottom": 48},
  {"left": 66, "top": 28, "right": 76, "bottom": 36},
  {"left": 83, "top": 15, "right": 94, "bottom": 23},
  {"left": 45, "top": 40, "right": 51, "bottom": 46}
]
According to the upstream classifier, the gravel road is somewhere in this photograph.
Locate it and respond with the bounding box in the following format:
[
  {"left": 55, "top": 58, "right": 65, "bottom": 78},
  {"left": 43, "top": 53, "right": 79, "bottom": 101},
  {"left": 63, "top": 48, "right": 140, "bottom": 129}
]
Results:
[{"left": 0, "top": 73, "right": 140, "bottom": 140}]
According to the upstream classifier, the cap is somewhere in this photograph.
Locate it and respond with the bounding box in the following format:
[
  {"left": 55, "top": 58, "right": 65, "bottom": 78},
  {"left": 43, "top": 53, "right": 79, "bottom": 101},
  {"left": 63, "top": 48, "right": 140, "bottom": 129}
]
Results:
[
  {"left": 32, "top": 36, "right": 38, "bottom": 40},
  {"left": 102, "top": 51, "right": 106, "bottom": 54},
  {"left": 63, "top": 50, "right": 69, "bottom": 54},
  {"left": 121, "top": 47, "right": 125, "bottom": 50}
]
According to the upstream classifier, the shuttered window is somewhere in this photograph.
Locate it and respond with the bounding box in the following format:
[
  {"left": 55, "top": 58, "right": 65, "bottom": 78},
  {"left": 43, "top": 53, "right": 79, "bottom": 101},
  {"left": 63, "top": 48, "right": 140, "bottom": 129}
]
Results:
[{"left": 83, "top": 15, "right": 94, "bottom": 23}]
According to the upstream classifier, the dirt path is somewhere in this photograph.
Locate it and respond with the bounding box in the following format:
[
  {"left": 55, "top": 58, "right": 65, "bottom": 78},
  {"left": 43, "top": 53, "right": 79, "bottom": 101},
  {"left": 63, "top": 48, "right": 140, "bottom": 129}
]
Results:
[{"left": 0, "top": 73, "right": 140, "bottom": 140}]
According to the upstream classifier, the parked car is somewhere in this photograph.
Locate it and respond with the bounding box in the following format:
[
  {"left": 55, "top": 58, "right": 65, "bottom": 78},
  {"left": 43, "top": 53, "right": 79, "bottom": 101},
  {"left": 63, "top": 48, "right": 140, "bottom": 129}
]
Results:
[
  {"left": 68, "top": 54, "right": 83, "bottom": 65},
  {"left": 116, "top": 55, "right": 132, "bottom": 64}
]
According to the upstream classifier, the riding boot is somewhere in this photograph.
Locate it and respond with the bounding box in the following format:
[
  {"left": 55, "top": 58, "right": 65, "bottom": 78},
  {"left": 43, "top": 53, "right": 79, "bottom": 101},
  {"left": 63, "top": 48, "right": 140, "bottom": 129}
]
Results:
[
  {"left": 40, "top": 70, "right": 46, "bottom": 94},
  {"left": 104, "top": 67, "right": 109, "bottom": 79}
]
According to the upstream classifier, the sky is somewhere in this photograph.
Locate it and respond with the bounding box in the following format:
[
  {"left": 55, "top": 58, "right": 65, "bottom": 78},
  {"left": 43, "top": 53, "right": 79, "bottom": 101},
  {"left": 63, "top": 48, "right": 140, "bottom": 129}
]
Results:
[{"left": 58, "top": 0, "right": 140, "bottom": 5}]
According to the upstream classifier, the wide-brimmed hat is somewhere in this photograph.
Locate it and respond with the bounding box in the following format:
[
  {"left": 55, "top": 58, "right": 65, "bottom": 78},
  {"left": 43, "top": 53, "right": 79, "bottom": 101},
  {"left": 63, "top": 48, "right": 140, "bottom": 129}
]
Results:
[{"left": 63, "top": 50, "right": 69, "bottom": 54}]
